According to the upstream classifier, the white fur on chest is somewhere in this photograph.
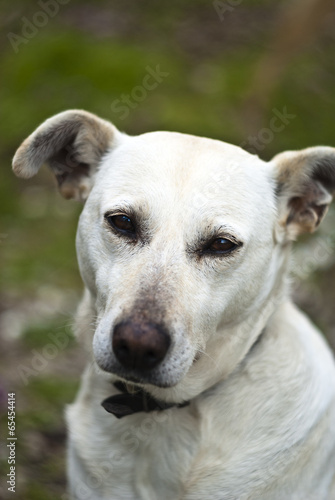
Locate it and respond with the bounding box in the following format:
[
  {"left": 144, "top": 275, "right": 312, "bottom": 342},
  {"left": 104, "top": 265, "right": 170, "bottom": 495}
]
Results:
[
  {"left": 67, "top": 305, "right": 335, "bottom": 500},
  {"left": 66, "top": 371, "right": 200, "bottom": 500}
]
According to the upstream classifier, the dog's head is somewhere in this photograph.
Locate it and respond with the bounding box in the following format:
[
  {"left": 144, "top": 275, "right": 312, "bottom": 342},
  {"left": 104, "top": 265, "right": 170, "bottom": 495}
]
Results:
[{"left": 13, "top": 110, "right": 335, "bottom": 400}]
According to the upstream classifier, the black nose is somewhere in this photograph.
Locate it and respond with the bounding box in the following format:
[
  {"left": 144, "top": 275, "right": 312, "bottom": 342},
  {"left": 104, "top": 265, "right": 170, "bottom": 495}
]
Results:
[{"left": 112, "top": 321, "right": 171, "bottom": 371}]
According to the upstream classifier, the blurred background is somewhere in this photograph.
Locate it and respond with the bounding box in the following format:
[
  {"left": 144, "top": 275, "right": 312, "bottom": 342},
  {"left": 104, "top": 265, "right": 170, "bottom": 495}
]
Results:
[{"left": 1, "top": 0, "right": 335, "bottom": 498}]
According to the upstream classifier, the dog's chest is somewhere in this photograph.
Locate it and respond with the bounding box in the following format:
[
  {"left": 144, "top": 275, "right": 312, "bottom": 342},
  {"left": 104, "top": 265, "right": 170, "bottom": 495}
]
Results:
[{"left": 67, "top": 401, "right": 199, "bottom": 500}]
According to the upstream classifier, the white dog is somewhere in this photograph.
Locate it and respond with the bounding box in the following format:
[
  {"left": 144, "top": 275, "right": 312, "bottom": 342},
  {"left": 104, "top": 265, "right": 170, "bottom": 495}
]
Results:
[{"left": 13, "top": 110, "right": 335, "bottom": 500}]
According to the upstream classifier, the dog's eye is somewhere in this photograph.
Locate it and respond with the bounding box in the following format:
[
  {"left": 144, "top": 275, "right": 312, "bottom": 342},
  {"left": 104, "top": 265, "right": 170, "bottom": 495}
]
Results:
[
  {"left": 206, "top": 238, "right": 237, "bottom": 254},
  {"left": 105, "top": 214, "right": 136, "bottom": 235}
]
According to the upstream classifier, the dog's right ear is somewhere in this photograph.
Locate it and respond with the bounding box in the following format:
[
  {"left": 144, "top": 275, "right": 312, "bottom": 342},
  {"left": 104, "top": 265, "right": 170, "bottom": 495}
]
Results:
[{"left": 12, "top": 110, "right": 120, "bottom": 201}]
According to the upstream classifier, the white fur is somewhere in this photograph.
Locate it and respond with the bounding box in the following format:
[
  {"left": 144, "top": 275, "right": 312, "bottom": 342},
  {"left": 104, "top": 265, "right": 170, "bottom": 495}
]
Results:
[{"left": 13, "top": 113, "right": 335, "bottom": 499}]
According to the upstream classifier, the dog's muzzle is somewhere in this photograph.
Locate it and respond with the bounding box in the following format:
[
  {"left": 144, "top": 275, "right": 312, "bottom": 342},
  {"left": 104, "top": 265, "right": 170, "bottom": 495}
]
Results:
[{"left": 112, "top": 320, "right": 171, "bottom": 372}]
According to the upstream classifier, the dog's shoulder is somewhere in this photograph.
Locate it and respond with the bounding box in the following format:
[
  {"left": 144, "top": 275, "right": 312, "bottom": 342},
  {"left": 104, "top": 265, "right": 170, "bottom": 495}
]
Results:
[
  {"left": 181, "top": 303, "right": 335, "bottom": 499},
  {"left": 201, "top": 301, "right": 335, "bottom": 434},
  {"left": 186, "top": 301, "right": 335, "bottom": 499}
]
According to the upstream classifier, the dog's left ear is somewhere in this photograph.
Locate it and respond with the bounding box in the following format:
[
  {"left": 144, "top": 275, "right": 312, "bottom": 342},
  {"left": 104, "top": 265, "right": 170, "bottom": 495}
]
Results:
[
  {"left": 271, "top": 147, "right": 335, "bottom": 241},
  {"left": 12, "top": 110, "right": 119, "bottom": 201}
]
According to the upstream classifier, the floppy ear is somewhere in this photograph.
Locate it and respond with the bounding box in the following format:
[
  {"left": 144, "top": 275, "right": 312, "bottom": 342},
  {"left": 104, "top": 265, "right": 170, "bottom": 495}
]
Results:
[
  {"left": 12, "top": 110, "right": 119, "bottom": 201},
  {"left": 271, "top": 146, "right": 335, "bottom": 241}
]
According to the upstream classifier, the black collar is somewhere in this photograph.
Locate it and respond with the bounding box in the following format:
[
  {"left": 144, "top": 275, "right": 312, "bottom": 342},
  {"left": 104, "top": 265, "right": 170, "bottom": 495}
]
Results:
[{"left": 101, "top": 381, "right": 190, "bottom": 419}]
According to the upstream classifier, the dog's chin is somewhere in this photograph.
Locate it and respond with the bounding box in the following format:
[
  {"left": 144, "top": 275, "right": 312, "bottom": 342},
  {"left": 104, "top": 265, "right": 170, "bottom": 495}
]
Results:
[
  {"left": 117, "top": 373, "right": 177, "bottom": 389},
  {"left": 95, "top": 360, "right": 180, "bottom": 388}
]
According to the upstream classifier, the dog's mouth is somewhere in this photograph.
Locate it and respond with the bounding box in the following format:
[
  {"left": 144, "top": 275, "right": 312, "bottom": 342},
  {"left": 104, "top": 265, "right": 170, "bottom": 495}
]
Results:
[
  {"left": 95, "top": 345, "right": 202, "bottom": 389},
  {"left": 116, "top": 373, "right": 144, "bottom": 385},
  {"left": 95, "top": 357, "right": 180, "bottom": 388}
]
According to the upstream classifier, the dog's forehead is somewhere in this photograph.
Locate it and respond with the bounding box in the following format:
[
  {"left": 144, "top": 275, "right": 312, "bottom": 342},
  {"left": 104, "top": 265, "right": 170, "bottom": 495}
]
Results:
[
  {"left": 103, "top": 131, "right": 260, "bottom": 178},
  {"left": 95, "top": 131, "right": 273, "bottom": 229}
]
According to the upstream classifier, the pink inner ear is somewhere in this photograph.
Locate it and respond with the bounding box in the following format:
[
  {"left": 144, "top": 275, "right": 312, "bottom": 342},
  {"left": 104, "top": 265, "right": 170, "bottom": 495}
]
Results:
[{"left": 287, "top": 180, "right": 331, "bottom": 234}]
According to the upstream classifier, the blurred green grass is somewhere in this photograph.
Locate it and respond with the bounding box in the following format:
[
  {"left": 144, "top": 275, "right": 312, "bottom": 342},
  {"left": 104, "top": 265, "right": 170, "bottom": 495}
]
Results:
[{"left": 1, "top": 1, "right": 335, "bottom": 498}]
